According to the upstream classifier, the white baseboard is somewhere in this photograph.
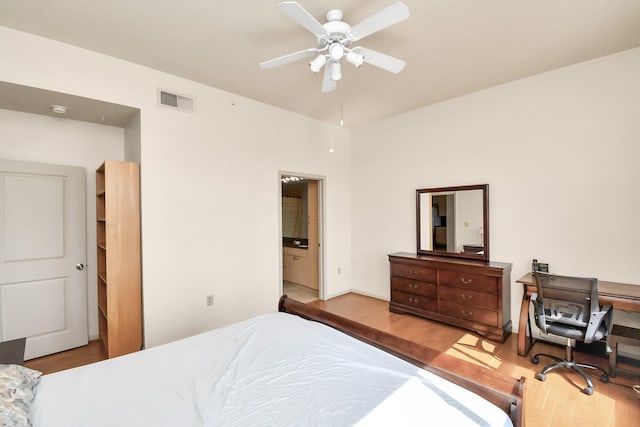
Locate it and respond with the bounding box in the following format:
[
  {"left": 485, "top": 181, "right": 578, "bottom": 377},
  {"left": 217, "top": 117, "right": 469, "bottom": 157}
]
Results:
[{"left": 323, "top": 288, "right": 389, "bottom": 302}]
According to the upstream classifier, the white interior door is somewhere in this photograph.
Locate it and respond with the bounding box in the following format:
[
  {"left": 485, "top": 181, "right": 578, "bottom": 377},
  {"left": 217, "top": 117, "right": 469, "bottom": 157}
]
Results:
[{"left": 0, "top": 159, "right": 88, "bottom": 360}]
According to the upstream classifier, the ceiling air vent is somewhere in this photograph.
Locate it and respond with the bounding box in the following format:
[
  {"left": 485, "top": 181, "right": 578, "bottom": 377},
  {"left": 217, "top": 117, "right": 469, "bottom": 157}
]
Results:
[{"left": 158, "top": 89, "right": 194, "bottom": 112}]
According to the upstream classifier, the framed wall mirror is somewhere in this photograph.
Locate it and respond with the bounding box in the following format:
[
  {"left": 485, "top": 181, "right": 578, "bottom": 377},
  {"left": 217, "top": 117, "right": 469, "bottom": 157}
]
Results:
[{"left": 416, "top": 184, "right": 489, "bottom": 261}]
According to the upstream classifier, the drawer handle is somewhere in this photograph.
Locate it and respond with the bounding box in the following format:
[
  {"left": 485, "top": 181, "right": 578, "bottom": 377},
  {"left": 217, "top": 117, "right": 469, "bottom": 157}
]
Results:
[
  {"left": 461, "top": 294, "right": 472, "bottom": 301},
  {"left": 408, "top": 297, "right": 419, "bottom": 304},
  {"left": 462, "top": 310, "right": 473, "bottom": 318},
  {"left": 410, "top": 270, "right": 418, "bottom": 275},
  {"left": 408, "top": 283, "right": 418, "bottom": 289},
  {"left": 293, "top": 256, "right": 300, "bottom": 261},
  {"left": 461, "top": 277, "right": 473, "bottom": 284}
]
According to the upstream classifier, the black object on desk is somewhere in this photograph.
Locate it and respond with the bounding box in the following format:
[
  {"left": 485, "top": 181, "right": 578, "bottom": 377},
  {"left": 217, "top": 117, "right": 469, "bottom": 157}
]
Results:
[
  {"left": 531, "top": 259, "right": 549, "bottom": 273},
  {"left": 0, "top": 337, "right": 26, "bottom": 365}
]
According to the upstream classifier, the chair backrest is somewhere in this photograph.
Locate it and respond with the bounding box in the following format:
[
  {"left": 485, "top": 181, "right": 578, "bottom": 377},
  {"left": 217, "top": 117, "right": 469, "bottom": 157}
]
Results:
[{"left": 533, "top": 272, "right": 599, "bottom": 328}]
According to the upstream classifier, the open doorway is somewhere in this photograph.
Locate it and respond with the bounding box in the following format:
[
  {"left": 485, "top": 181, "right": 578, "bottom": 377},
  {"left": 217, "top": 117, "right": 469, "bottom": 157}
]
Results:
[{"left": 280, "top": 174, "right": 323, "bottom": 303}]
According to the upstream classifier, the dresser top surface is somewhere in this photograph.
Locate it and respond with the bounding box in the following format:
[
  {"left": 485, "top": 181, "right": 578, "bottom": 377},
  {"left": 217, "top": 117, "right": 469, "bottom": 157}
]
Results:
[{"left": 389, "top": 252, "right": 512, "bottom": 271}]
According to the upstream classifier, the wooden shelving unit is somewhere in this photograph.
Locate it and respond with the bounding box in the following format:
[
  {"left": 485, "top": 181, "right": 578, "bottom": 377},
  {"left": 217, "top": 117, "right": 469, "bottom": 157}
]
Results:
[{"left": 96, "top": 160, "right": 142, "bottom": 358}]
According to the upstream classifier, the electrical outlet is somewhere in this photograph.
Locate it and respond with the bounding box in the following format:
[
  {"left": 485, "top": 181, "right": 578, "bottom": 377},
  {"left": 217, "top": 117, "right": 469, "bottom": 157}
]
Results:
[
  {"left": 206, "top": 295, "right": 214, "bottom": 307},
  {"left": 338, "top": 267, "right": 342, "bottom": 274}
]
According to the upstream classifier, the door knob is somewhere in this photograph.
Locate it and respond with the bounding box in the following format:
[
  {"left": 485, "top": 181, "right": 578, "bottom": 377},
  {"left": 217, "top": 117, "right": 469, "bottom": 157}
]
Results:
[{"left": 75, "top": 263, "right": 85, "bottom": 271}]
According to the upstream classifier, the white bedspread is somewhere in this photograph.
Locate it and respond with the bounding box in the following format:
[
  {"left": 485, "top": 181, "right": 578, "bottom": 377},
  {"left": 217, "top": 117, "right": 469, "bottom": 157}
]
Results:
[{"left": 30, "top": 313, "right": 513, "bottom": 427}]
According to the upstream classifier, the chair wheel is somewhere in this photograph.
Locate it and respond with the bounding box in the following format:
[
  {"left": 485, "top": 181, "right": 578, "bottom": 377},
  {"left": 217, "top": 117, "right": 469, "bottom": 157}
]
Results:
[
  {"left": 536, "top": 373, "right": 546, "bottom": 382},
  {"left": 600, "top": 374, "right": 609, "bottom": 383},
  {"left": 531, "top": 356, "right": 539, "bottom": 364},
  {"left": 582, "top": 386, "right": 594, "bottom": 396}
]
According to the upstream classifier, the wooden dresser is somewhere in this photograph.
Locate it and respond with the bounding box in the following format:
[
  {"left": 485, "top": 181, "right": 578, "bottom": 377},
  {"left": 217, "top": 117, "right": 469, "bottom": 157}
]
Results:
[{"left": 389, "top": 252, "right": 512, "bottom": 342}]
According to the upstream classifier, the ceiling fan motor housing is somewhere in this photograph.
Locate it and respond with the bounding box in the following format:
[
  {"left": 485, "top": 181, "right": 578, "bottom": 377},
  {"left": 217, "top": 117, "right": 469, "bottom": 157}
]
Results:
[
  {"left": 326, "top": 9, "right": 343, "bottom": 22},
  {"left": 320, "top": 20, "right": 352, "bottom": 51}
]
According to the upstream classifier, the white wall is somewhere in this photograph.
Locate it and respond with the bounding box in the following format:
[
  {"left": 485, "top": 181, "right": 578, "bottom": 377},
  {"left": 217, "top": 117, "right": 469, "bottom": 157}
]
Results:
[
  {"left": 350, "top": 48, "right": 640, "bottom": 330},
  {"left": 124, "top": 111, "right": 141, "bottom": 163},
  {"left": 0, "top": 26, "right": 352, "bottom": 347},
  {"left": 0, "top": 109, "right": 125, "bottom": 339}
]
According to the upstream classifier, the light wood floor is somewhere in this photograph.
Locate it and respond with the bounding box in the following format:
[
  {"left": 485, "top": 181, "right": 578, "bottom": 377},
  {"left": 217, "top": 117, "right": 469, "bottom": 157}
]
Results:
[
  {"left": 283, "top": 281, "right": 319, "bottom": 303},
  {"left": 26, "top": 293, "right": 640, "bottom": 426},
  {"left": 25, "top": 339, "right": 106, "bottom": 374}
]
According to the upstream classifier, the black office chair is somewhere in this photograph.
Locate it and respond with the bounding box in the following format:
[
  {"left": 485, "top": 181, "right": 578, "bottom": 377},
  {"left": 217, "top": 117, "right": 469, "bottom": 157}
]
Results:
[{"left": 530, "top": 272, "right": 612, "bottom": 395}]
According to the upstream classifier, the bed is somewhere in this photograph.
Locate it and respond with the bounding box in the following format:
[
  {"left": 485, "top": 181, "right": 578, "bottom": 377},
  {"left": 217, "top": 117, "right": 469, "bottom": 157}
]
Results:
[{"left": 5, "top": 296, "right": 525, "bottom": 426}]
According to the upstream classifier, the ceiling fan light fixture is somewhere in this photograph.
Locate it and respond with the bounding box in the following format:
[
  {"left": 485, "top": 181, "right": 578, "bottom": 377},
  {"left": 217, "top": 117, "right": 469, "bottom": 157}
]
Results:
[
  {"left": 346, "top": 51, "right": 364, "bottom": 68},
  {"left": 328, "top": 43, "right": 344, "bottom": 61},
  {"left": 309, "top": 54, "right": 327, "bottom": 73},
  {"left": 330, "top": 61, "right": 342, "bottom": 81}
]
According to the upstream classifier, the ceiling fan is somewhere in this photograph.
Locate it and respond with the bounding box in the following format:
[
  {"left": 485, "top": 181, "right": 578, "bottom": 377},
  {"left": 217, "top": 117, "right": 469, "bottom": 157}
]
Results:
[{"left": 260, "top": 1, "right": 410, "bottom": 92}]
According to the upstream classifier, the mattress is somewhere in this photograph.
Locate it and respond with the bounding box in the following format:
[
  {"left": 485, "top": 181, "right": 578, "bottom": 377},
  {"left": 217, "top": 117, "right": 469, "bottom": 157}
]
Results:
[{"left": 30, "top": 312, "right": 513, "bottom": 426}]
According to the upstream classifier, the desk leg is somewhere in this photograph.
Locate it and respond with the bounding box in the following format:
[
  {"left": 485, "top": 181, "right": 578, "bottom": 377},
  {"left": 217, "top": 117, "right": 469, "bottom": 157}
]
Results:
[{"left": 517, "top": 286, "right": 536, "bottom": 357}]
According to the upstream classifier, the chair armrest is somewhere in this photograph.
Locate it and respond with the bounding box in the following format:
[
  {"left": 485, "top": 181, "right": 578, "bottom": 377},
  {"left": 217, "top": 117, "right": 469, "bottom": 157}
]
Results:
[
  {"left": 584, "top": 304, "right": 612, "bottom": 344},
  {"left": 602, "top": 303, "right": 613, "bottom": 333},
  {"left": 603, "top": 303, "right": 614, "bottom": 352},
  {"left": 531, "top": 292, "right": 547, "bottom": 334}
]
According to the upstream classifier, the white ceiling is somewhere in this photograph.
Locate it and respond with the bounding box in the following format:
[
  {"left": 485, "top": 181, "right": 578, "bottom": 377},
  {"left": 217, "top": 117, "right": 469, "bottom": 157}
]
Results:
[
  {"left": 1, "top": 0, "right": 639, "bottom": 127},
  {"left": 0, "top": 82, "right": 139, "bottom": 127}
]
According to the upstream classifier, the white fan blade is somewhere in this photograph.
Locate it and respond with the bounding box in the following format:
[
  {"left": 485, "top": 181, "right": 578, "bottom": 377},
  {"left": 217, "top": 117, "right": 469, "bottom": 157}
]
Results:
[
  {"left": 260, "top": 48, "right": 318, "bottom": 69},
  {"left": 348, "top": 1, "right": 410, "bottom": 41},
  {"left": 322, "top": 62, "right": 337, "bottom": 92},
  {"left": 279, "top": 2, "right": 328, "bottom": 37},
  {"left": 352, "top": 47, "right": 406, "bottom": 73}
]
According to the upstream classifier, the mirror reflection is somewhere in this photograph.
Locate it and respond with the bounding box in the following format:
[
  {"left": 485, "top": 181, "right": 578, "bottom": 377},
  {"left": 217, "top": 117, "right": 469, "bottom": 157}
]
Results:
[{"left": 417, "top": 184, "right": 489, "bottom": 261}]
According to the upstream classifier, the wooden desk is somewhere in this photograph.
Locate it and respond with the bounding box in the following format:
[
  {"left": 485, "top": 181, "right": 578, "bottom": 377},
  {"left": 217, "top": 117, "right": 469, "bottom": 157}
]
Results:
[{"left": 515, "top": 272, "right": 640, "bottom": 356}]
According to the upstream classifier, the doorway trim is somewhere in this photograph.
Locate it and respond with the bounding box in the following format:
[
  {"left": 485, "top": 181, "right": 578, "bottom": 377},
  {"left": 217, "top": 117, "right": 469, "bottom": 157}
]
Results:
[{"left": 278, "top": 171, "right": 325, "bottom": 301}]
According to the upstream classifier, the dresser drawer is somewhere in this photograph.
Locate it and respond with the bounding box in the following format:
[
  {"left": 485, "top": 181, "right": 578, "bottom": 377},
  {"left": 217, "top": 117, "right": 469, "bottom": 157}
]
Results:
[
  {"left": 439, "top": 270, "right": 498, "bottom": 293},
  {"left": 391, "top": 263, "right": 437, "bottom": 282},
  {"left": 389, "top": 253, "right": 512, "bottom": 343},
  {"left": 439, "top": 301, "right": 498, "bottom": 327},
  {"left": 391, "top": 277, "right": 436, "bottom": 298},
  {"left": 391, "top": 290, "right": 437, "bottom": 312},
  {"left": 439, "top": 286, "right": 498, "bottom": 310}
]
